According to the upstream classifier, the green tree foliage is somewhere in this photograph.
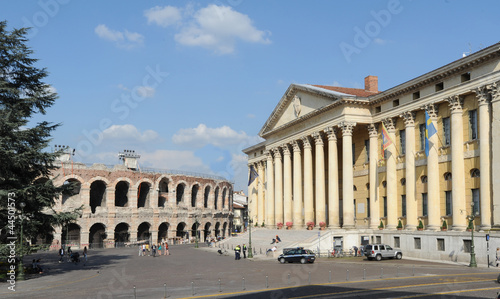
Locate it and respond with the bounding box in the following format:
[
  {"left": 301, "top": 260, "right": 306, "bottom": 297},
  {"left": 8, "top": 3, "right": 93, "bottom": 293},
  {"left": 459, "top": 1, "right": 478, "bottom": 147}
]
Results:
[{"left": 0, "top": 21, "right": 80, "bottom": 253}]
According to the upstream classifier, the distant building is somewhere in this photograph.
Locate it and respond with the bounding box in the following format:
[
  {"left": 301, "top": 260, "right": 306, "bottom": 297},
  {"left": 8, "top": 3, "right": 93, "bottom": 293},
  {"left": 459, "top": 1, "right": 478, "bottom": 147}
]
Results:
[
  {"left": 47, "top": 151, "right": 233, "bottom": 249},
  {"left": 232, "top": 191, "right": 248, "bottom": 233},
  {"left": 243, "top": 42, "right": 500, "bottom": 263}
]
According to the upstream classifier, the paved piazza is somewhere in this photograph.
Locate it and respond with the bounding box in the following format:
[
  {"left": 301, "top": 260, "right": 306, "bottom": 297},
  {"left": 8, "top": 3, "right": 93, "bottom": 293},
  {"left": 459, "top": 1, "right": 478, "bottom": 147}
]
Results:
[{"left": 1, "top": 244, "right": 500, "bottom": 298}]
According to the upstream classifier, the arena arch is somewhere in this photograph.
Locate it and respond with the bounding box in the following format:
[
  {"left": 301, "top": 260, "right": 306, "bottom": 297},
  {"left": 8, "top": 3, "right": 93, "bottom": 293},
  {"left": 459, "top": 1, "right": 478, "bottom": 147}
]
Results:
[
  {"left": 191, "top": 184, "right": 199, "bottom": 207},
  {"left": 137, "top": 222, "right": 151, "bottom": 242},
  {"left": 222, "top": 222, "right": 228, "bottom": 237},
  {"left": 114, "top": 222, "right": 130, "bottom": 247},
  {"left": 191, "top": 221, "right": 200, "bottom": 242},
  {"left": 158, "top": 222, "right": 169, "bottom": 243},
  {"left": 90, "top": 180, "right": 107, "bottom": 213},
  {"left": 176, "top": 183, "right": 186, "bottom": 205},
  {"left": 115, "top": 180, "right": 129, "bottom": 207},
  {"left": 203, "top": 185, "right": 211, "bottom": 208},
  {"left": 222, "top": 188, "right": 227, "bottom": 209},
  {"left": 203, "top": 222, "right": 211, "bottom": 242},
  {"left": 89, "top": 223, "right": 106, "bottom": 248},
  {"left": 137, "top": 182, "right": 151, "bottom": 208},
  {"left": 176, "top": 222, "right": 187, "bottom": 240},
  {"left": 214, "top": 186, "right": 220, "bottom": 210},
  {"left": 62, "top": 223, "right": 81, "bottom": 246},
  {"left": 157, "top": 177, "right": 169, "bottom": 207},
  {"left": 62, "top": 178, "right": 82, "bottom": 205},
  {"left": 214, "top": 222, "right": 221, "bottom": 237}
]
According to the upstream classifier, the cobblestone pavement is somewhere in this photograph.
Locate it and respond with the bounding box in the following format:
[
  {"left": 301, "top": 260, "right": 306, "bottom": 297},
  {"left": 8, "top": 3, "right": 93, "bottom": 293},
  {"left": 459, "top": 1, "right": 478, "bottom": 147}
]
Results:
[{"left": 1, "top": 244, "right": 497, "bottom": 298}]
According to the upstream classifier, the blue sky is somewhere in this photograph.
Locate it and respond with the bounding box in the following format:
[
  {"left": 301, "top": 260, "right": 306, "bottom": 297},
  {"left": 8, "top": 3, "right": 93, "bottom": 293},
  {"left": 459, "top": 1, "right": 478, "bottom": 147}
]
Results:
[{"left": 2, "top": 0, "right": 499, "bottom": 191}]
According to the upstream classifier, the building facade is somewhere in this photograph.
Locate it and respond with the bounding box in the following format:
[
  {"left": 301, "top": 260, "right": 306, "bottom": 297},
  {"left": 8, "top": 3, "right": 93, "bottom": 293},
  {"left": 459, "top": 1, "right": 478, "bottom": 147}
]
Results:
[
  {"left": 48, "top": 160, "right": 233, "bottom": 249},
  {"left": 243, "top": 42, "right": 500, "bottom": 236}
]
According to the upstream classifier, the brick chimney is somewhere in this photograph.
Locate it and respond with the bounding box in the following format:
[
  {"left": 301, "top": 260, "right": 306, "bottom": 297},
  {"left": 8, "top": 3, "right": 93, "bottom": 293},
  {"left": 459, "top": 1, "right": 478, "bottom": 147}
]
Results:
[{"left": 364, "top": 75, "right": 378, "bottom": 93}]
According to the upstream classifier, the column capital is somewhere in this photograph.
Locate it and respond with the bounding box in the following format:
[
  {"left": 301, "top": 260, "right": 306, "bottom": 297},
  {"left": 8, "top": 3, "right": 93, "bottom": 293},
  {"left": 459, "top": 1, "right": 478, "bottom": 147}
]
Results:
[
  {"left": 399, "top": 111, "right": 416, "bottom": 127},
  {"left": 491, "top": 81, "right": 500, "bottom": 102},
  {"left": 273, "top": 147, "right": 282, "bottom": 159},
  {"left": 422, "top": 103, "right": 438, "bottom": 118},
  {"left": 292, "top": 140, "right": 302, "bottom": 152},
  {"left": 382, "top": 118, "right": 396, "bottom": 132},
  {"left": 473, "top": 85, "right": 491, "bottom": 106},
  {"left": 312, "top": 131, "right": 324, "bottom": 145},
  {"left": 265, "top": 150, "right": 273, "bottom": 160},
  {"left": 367, "top": 123, "right": 378, "bottom": 137},
  {"left": 446, "top": 95, "right": 464, "bottom": 112},
  {"left": 281, "top": 144, "right": 291, "bottom": 156},
  {"left": 338, "top": 121, "right": 356, "bottom": 136},
  {"left": 302, "top": 136, "right": 312, "bottom": 148},
  {"left": 324, "top": 126, "right": 337, "bottom": 140}
]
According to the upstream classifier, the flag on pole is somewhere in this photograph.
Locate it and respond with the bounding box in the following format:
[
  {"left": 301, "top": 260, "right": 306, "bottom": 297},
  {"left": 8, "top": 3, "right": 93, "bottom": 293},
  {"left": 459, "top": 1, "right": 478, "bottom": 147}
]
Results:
[
  {"left": 381, "top": 123, "right": 393, "bottom": 150},
  {"left": 425, "top": 111, "right": 437, "bottom": 157},
  {"left": 248, "top": 165, "right": 259, "bottom": 186}
]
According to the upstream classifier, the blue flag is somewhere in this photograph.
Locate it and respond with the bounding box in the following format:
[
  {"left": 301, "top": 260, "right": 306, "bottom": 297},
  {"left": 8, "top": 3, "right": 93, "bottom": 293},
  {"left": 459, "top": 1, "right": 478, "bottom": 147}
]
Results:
[
  {"left": 425, "top": 111, "right": 437, "bottom": 157},
  {"left": 248, "top": 165, "right": 259, "bottom": 186}
]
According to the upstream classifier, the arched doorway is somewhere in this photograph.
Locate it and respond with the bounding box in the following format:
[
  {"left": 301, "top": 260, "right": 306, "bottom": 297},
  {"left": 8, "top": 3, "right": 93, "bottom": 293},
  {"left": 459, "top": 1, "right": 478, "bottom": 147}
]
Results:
[
  {"left": 158, "top": 222, "right": 169, "bottom": 243},
  {"left": 137, "top": 222, "right": 151, "bottom": 242},
  {"left": 114, "top": 223, "right": 130, "bottom": 247},
  {"left": 90, "top": 180, "right": 106, "bottom": 213},
  {"left": 214, "top": 222, "right": 221, "bottom": 239},
  {"left": 222, "top": 222, "right": 228, "bottom": 238},
  {"left": 203, "top": 222, "right": 211, "bottom": 242},
  {"left": 115, "top": 181, "right": 129, "bottom": 207},
  {"left": 62, "top": 223, "right": 81, "bottom": 247},
  {"left": 176, "top": 222, "right": 187, "bottom": 243},
  {"left": 89, "top": 223, "right": 106, "bottom": 248}
]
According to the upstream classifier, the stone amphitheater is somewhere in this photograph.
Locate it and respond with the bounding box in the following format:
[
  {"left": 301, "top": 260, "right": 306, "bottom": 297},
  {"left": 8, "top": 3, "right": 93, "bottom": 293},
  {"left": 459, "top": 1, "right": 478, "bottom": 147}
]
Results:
[{"left": 45, "top": 151, "right": 234, "bottom": 250}]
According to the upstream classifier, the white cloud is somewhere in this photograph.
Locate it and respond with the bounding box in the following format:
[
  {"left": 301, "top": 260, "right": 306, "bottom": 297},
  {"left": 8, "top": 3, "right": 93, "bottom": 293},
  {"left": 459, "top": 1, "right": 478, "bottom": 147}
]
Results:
[
  {"left": 94, "top": 24, "right": 144, "bottom": 49},
  {"left": 331, "top": 81, "right": 342, "bottom": 87},
  {"left": 135, "top": 86, "right": 155, "bottom": 98},
  {"left": 102, "top": 124, "right": 159, "bottom": 142},
  {"left": 140, "top": 149, "right": 211, "bottom": 173},
  {"left": 145, "top": 4, "right": 271, "bottom": 54},
  {"left": 374, "top": 38, "right": 388, "bottom": 45},
  {"left": 172, "top": 124, "right": 261, "bottom": 148},
  {"left": 144, "top": 6, "right": 182, "bottom": 27}
]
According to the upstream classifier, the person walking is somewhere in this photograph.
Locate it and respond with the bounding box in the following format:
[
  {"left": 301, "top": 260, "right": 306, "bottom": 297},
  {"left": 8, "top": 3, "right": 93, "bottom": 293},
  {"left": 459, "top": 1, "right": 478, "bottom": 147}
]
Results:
[
  {"left": 243, "top": 244, "right": 247, "bottom": 259},
  {"left": 158, "top": 243, "right": 162, "bottom": 256},
  {"left": 496, "top": 247, "right": 500, "bottom": 267},
  {"left": 165, "top": 242, "right": 169, "bottom": 256},
  {"left": 152, "top": 244, "right": 157, "bottom": 257},
  {"left": 58, "top": 247, "right": 64, "bottom": 263},
  {"left": 83, "top": 246, "right": 88, "bottom": 265}
]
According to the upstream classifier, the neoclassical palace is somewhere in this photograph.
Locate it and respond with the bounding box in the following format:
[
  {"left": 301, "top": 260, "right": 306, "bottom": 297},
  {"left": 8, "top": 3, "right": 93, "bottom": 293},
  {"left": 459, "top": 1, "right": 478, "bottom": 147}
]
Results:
[
  {"left": 244, "top": 42, "right": 500, "bottom": 234},
  {"left": 48, "top": 156, "right": 233, "bottom": 249}
]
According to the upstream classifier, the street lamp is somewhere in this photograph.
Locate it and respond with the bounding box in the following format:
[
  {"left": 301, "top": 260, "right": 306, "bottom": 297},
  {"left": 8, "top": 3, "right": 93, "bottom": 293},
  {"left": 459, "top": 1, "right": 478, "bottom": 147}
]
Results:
[
  {"left": 246, "top": 210, "right": 253, "bottom": 258},
  {"left": 194, "top": 215, "right": 199, "bottom": 248},
  {"left": 468, "top": 201, "right": 477, "bottom": 268},
  {"left": 18, "top": 202, "right": 26, "bottom": 280}
]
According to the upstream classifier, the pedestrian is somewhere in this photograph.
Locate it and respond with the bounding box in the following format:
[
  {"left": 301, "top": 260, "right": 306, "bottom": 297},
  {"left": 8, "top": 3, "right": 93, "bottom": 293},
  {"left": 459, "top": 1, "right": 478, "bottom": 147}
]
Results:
[
  {"left": 243, "top": 244, "right": 247, "bottom": 258},
  {"left": 142, "top": 244, "right": 146, "bottom": 256},
  {"left": 234, "top": 244, "right": 241, "bottom": 260},
  {"left": 165, "top": 242, "right": 169, "bottom": 256},
  {"left": 496, "top": 247, "right": 500, "bottom": 267},
  {"left": 158, "top": 243, "right": 162, "bottom": 256},
  {"left": 276, "top": 235, "right": 281, "bottom": 243},
  {"left": 58, "top": 247, "right": 64, "bottom": 263},
  {"left": 353, "top": 245, "right": 358, "bottom": 257},
  {"left": 67, "top": 246, "right": 72, "bottom": 262},
  {"left": 83, "top": 246, "right": 88, "bottom": 265},
  {"left": 152, "top": 244, "right": 157, "bottom": 257}
]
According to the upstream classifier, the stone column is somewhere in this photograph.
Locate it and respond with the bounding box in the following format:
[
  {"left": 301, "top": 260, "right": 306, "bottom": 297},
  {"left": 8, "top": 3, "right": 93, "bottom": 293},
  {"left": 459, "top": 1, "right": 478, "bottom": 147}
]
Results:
[
  {"left": 250, "top": 163, "right": 259, "bottom": 223},
  {"left": 339, "top": 121, "right": 356, "bottom": 229},
  {"left": 266, "top": 151, "right": 275, "bottom": 227},
  {"left": 425, "top": 104, "right": 441, "bottom": 231},
  {"left": 257, "top": 161, "right": 265, "bottom": 225},
  {"left": 292, "top": 140, "right": 303, "bottom": 228},
  {"left": 303, "top": 136, "right": 314, "bottom": 227},
  {"left": 325, "top": 127, "right": 340, "bottom": 228},
  {"left": 447, "top": 96, "right": 467, "bottom": 231},
  {"left": 313, "top": 132, "right": 326, "bottom": 226},
  {"left": 282, "top": 144, "right": 293, "bottom": 226},
  {"left": 475, "top": 86, "right": 492, "bottom": 230},
  {"left": 273, "top": 148, "right": 283, "bottom": 227},
  {"left": 491, "top": 82, "right": 500, "bottom": 228},
  {"left": 383, "top": 118, "right": 398, "bottom": 230},
  {"left": 400, "top": 112, "right": 417, "bottom": 230},
  {"left": 367, "top": 124, "right": 380, "bottom": 229}
]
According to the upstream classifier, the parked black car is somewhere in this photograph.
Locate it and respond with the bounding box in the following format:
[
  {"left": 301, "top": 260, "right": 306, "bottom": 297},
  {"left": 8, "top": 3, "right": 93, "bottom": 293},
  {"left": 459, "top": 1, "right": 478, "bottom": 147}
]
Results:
[{"left": 277, "top": 247, "right": 315, "bottom": 264}]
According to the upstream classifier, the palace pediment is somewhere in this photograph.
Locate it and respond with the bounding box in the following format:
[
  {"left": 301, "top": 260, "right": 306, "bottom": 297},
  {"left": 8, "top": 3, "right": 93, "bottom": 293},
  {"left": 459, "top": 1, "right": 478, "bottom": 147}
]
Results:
[{"left": 259, "top": 84, "right": 359, "bottom": 137}]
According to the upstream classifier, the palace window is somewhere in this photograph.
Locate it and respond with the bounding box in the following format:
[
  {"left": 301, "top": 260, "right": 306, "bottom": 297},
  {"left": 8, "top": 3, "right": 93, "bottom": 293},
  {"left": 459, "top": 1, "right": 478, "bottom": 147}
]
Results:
[
  {"left": 414, "top": 237, "right": 422, "bottom": 250},
  {"left": 352, "top": 143, "right": 356, "bottom": 165},
  {"left": 472, "top": 189, "right": 480, "bottom": 215},
  {"left": 445, "top": 191, "right": 452, "bottom": 216},
  {"left": 393, "top": 99, "right": 399, "bottom": 107},
  {"left": 419, "top": 124, "right": 426, "bottom": 151},
  {"left": 400, "top": 129, "right": 406, "bottom": 155},
  {"left": 461, "top": 72, "right": 471, "bottom": 82},
  {"left": 413, "top": 91, "right": 420, "bottom": 100},
  {"left": 402, "top": 194, "right": 407, "bottom": 217},
  {"left": 383, "top": 196, "right": 387, "bottom": 217},
  {"left": 463, "top": 240, "right": 472, "bottom": 253},
  {"left": 435, "top": 82, "right": 444, "bottom": 91},
  {"left": 422, "top": 193, "right": 428, "bottom": 216},
  {"left": 401, "top": 178, "right": 406, "bottom": 186},
  {"left": 394, "top": 236, "right": 400, "bottom": 248},
  {"left": 444, "top": 172, "right": 452, "bottom": 181},
  {"left": 375, "top": 106, "right": 381, "bottom": 113},
  {"left": 471, "top": 168, "right": 480, "bottom": 178},
  {"left": 421, "top": 176, "right": 428, "bottom": 183},
  {"left": 437, "top": 239, "right": 445, "bottom": 251},
  {"left": 367, "top": 197, "right": 371, "bottom": 218},
  {"left": 469, "top": 109, "right": 478, "bottom": 140},
  {"left": 365, "top": 139, "right": 370, "bottom": 163},
  {"left": 443, "top": 117, "right": 451, "bottom": 146}
]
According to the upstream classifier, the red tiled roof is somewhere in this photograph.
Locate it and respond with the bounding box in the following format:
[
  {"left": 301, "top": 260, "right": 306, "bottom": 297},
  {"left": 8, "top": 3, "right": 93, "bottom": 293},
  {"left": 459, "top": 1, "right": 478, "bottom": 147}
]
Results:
[{"left": 312, "top": 85, "right": 380, "bottom": 97}]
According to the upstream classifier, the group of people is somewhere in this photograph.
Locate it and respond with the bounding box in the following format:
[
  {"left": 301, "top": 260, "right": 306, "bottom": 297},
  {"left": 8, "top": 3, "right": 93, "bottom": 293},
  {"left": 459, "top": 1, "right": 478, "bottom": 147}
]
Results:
[
  {"left": 234, "top": 244, "right": 248, "bottom": 260},
  {"left": 58, "top": 246, "right": 88, "bottom": 265},
  {"left": 140, "top": 242, "right": 169, "bottom": 257}
]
